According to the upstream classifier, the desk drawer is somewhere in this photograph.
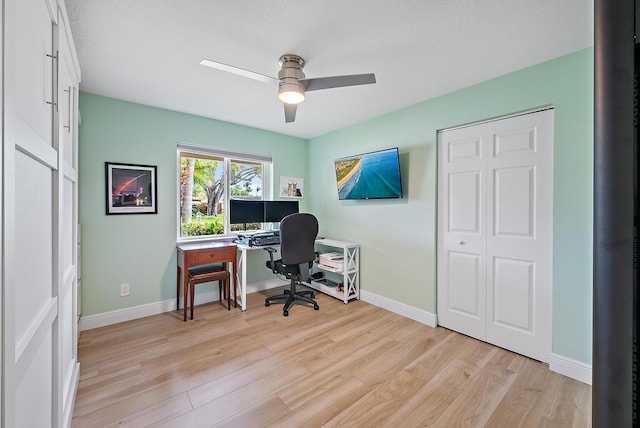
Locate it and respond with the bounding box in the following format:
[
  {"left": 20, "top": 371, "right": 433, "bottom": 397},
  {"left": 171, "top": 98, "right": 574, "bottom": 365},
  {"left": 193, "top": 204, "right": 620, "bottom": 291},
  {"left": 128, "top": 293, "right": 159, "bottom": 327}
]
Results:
[{"left": 187, "top": 246, "right": 236, "bottom": 265}]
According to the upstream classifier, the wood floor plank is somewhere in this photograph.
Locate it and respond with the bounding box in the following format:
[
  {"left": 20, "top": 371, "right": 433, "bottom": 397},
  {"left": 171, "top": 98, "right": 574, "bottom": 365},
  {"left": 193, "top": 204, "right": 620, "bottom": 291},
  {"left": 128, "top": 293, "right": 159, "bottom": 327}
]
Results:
[
  {"left": 112, "top": 393, "right": 193, "bottom": 428},
  {"left": 320, "top": 334, "right": 482, "bottom": 426},
  {"left": 384, "top": 358, "right": 481, "bottom": 427},
  {"left": 213, "top": 395, "right": 290, "bottom": 428},
  {"left": 349, "top": 327, "right": 452, "bottom": 385},
  {"left": 526, "top": 369, "right": 593, "bottom": 427},
  {"left": 161, "top": 361, "right": 311, "bottom": 426},
  {"left": 72, "top": 289, "right": 592, "bottom": 427},
  {"left": 186, "top": 340, "right": 325, "bottom": 409},
  {"left": 483, "top": 356, "right": 554, "bottom": 427},
  {"left": 74, "top": 342, "right": 273, "bottom": 418},
  {"left": 270, "top": 375, "right": 372, "bottom": 427},
  {"left": 429, "top": 349, "right": 525, "bottom": 428}
]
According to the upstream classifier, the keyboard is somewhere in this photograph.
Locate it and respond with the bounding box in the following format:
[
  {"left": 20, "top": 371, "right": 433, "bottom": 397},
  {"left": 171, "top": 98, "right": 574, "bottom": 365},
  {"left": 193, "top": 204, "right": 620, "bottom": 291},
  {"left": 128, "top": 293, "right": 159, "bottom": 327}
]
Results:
[{"left": 234, "top": 231, "right": 280, "bottom": 246}]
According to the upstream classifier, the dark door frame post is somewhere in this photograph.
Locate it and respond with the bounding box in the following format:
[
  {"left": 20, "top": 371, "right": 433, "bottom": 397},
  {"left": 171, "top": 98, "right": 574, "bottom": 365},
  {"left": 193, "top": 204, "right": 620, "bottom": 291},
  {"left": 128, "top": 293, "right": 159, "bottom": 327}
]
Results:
[{"left": 593, "top": 0, "right": 635, "bottom": 426}]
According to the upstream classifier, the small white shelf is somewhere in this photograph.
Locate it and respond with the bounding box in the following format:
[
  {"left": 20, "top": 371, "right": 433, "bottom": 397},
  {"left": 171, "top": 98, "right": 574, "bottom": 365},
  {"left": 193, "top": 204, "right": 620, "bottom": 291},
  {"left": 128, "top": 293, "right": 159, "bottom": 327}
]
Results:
[
  {"left": 316, "top": 263, "right": 342, "bottom": 273},
  {"left": 311, "top": 238, "right": 360, "bottom": 304},
  {"left": 305, "top": 280, "right": 342, "bottom": 300}
]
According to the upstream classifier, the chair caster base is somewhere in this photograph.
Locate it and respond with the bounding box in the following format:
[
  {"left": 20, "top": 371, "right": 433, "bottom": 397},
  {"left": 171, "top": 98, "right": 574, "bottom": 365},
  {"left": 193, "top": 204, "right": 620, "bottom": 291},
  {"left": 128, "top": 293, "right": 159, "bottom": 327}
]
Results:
[
  {"left": 283, "top": 310, "right": 289, "bottom": 316},
  {"left": 314, "top": 304, "right": 319, "bottom": 310}
]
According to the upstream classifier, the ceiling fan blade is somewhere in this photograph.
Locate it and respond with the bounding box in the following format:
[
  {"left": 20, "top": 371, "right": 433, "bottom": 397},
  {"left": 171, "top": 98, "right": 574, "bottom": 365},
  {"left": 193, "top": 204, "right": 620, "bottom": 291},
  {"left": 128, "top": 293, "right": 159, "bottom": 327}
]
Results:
[
  {"left": 200, "top": 59, "right": 279, "bottom": 86},
  {"left": 302, "top": 73, "right": 376, "bottom": 91},
  {"left": 284, "top": 104, "right": 297, "bottom": 123}
]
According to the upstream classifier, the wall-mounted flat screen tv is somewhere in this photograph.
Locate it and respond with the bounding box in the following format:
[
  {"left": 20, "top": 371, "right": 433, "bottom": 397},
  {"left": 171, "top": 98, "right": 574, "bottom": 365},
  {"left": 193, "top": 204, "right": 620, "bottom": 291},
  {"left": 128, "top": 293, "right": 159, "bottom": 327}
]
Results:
[{"left": 334, "top": 147, "right": 403, "bottom": 200}]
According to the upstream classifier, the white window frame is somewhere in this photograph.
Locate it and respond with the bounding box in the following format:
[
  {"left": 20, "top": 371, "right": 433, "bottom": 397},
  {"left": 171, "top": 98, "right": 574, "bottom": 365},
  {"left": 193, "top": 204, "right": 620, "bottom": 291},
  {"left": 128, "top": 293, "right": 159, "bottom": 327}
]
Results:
[{"left": 176, "top": 143, "right": 272, "bottom": 242}]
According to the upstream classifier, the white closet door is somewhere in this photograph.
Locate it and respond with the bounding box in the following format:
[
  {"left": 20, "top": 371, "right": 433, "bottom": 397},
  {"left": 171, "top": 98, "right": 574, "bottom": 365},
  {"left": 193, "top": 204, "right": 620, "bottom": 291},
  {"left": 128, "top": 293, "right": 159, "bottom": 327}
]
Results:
[
  {"left": 437, "top": 109, "right": 554, "bottom": 362},
  {"left": 437, "top": 130, "right": 487, "bottom": 339},
  {"left": 3, "top": 0, "right": 79, "bottom": 426},
  {"left": 4, "top": 0, "right": 57, "bottom": 425},
  {"left": 56, "top": 7, "right": 81, "bottom": 425}
]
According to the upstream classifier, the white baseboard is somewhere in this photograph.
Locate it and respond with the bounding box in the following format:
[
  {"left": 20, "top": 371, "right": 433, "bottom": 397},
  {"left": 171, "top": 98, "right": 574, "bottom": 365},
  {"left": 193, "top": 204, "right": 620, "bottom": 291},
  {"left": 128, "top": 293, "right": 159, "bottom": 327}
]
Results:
[
  {"left": 80, "top": 298, "right": 179, "bottom": 331},
  {"left": 359, "top": 289, "right": 438, "bottom": 327},
  {"left": 80, "top": 279, "right": 288, "bottom": 331},
  {"left": 548, "top": 352, "right": 592, "bottom": 385}
]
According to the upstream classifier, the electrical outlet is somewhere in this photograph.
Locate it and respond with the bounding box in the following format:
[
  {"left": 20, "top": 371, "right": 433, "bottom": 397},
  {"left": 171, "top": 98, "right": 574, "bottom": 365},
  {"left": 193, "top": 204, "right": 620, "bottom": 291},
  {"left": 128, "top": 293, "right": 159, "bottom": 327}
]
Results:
[{"left": 120, "top": 283, "right": 130, "bottom": 297}]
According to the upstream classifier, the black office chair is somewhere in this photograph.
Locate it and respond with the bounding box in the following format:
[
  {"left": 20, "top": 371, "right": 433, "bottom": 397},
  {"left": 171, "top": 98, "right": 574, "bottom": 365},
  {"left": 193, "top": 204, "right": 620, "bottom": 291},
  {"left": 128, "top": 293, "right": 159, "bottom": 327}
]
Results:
[{"left": 264, "top": 213, "right": 320, "bottom": 316}]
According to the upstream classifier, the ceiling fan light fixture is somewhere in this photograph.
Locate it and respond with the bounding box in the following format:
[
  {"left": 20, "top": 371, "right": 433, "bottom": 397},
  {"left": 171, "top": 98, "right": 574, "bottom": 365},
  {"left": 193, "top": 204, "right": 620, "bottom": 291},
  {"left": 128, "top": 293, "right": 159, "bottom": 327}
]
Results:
[{"left": 278, "top": 82, "right": 305, "bottom": 104}]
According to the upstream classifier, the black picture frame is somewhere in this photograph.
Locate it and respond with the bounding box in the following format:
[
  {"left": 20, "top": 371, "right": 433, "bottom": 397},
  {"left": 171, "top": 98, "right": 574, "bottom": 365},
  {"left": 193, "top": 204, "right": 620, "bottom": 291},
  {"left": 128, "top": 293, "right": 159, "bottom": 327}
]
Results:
[{"left": 105, "top": 162, "right": 157, "bottom": 215}]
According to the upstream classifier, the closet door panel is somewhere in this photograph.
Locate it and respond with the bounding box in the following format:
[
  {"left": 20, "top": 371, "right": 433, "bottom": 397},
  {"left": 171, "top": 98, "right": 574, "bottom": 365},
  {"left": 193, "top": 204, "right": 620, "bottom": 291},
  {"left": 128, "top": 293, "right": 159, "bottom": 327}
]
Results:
[
  {"left": 15, "top": 332, "right": 53, "bottom": 428},
  {"left": 14, "top": 151, "right": 54, "bottom": 345},
  {"left": 491, "top": 257, "right": 535, "bottom": 332},
  {"left": 493, "top": 166, "right": 535, "bottom": 238},
  {"left": 447, "top": 252, "right": 482, "bottom": 318},
  {"left": 8, "top": 0, "right": 55, "bottom": 147}
]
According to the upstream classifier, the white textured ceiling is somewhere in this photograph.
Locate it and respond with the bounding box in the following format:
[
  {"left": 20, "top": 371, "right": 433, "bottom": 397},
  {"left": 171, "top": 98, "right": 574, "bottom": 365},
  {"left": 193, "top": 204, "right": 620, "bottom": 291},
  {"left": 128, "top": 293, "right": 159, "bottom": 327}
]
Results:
[{"left": 65, "top": 0, "right": 593, "bottom": 139}]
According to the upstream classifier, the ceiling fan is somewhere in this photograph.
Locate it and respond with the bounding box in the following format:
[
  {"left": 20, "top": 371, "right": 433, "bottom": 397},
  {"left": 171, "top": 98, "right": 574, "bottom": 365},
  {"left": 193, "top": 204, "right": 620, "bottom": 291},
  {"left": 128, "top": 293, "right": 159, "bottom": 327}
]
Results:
[{"left": 200, "top": 54, "right": 376, "bottom": 123}]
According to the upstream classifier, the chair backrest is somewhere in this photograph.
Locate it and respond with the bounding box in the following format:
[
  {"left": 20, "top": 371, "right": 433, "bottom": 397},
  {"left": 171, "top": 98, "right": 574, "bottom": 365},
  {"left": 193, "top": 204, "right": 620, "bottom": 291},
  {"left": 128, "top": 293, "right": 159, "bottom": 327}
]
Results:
[{"left": 279, "top": 213, "right": 319, "bottom": 266}]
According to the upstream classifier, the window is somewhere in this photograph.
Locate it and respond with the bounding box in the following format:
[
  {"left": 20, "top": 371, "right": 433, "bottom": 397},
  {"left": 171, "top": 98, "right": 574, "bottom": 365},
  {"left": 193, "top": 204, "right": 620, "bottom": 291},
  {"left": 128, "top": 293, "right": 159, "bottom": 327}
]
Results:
[{"left": 178, "top": 145, "right": 271, "bottom": 239}]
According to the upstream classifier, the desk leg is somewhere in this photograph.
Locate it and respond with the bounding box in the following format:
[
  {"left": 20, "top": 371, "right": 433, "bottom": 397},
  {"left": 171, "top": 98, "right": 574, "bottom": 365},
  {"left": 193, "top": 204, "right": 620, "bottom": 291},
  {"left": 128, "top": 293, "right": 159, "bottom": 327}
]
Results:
[
  {"left": 176, "top": 266, "right": 182, "bottom": 311},
  {"left": 225, "top": 262, "right": 235, "bottom": 309},
  {"left": 183, "top": 267, "right": 189, "bottom": 322},
  {"left": 232, "top": 262, "right": 238, "bottom": 309},
  {"left": 238, "top": 248, "right": 247, "bottom": 311}
]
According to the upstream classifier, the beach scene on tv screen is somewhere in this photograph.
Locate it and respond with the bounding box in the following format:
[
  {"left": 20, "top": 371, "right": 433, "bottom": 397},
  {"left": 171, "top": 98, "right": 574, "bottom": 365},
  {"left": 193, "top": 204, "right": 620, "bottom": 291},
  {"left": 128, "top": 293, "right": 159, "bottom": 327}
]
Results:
[{"left": 335, "top": 149, "right": 401, "bottom": 200}]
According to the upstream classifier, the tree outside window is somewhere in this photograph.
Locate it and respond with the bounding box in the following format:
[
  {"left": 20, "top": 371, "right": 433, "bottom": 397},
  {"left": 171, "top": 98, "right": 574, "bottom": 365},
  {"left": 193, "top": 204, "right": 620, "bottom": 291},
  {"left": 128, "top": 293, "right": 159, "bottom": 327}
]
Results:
[{"left": 179, "top": 151, "right": 265, "bottom": 238}]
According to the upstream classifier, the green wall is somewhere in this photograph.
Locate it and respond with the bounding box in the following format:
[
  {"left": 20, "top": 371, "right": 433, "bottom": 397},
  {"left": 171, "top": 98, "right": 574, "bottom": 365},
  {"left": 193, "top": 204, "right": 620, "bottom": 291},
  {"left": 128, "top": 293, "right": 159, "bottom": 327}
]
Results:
[
  {"left": 308, "top": 48, "right": 593, "bottom": 364},
  {"left": 78, "top": 94, "right": 307, "bottom": 315},
  {"left": 79, "top": 47, "right": 593, "bottom": 365}
]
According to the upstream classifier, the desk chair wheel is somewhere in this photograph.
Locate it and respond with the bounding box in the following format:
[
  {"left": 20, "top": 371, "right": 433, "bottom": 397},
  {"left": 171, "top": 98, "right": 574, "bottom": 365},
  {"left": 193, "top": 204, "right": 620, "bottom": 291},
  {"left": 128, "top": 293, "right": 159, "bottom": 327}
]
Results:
[
  {"left": 314, "top": 304, "right": 319, "bottom": 310},
  {"left": 283, "top": 310, "right": 288, "bottom": 316},
  {"left": 265, "top": 301, "right": 271, "bottom": 307}
]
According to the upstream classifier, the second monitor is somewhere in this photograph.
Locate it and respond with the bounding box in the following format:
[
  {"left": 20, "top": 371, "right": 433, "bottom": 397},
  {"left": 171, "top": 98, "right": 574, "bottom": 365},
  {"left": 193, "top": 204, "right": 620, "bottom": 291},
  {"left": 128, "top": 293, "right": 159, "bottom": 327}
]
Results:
[{"left": 264, "top": 200, "right": 299, "bottom": 223}]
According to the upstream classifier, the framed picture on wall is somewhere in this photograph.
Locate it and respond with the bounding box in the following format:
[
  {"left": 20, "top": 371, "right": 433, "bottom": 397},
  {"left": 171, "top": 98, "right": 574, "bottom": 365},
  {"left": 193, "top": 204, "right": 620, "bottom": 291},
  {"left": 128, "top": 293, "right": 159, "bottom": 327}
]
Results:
[
  {"left": 279, "top": 176, "right": 304, "bottom": 198},
  {"left": 105, "top": 162, "right": 158, "bottom": 214}
]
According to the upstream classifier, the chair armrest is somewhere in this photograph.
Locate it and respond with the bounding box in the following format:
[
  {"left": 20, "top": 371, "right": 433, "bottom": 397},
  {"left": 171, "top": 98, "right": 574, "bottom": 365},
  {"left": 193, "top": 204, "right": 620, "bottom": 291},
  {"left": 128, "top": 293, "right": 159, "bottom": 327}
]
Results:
[{"left": 263, "top": 247, "right": 278, "bottom": 274}]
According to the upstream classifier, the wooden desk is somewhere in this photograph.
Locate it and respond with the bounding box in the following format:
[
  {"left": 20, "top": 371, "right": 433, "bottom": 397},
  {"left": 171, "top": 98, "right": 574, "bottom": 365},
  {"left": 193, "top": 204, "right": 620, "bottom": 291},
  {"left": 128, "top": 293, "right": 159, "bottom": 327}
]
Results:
[{"left": 176, "top": 241, "right": 238, "bottom": 321}]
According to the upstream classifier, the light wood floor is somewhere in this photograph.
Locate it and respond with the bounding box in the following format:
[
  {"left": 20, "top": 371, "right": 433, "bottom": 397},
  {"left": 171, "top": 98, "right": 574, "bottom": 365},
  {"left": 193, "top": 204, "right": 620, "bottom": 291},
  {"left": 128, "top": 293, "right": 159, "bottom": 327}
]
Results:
[{"left": 72, "top": 286, "right": 591, "bottom": 427}]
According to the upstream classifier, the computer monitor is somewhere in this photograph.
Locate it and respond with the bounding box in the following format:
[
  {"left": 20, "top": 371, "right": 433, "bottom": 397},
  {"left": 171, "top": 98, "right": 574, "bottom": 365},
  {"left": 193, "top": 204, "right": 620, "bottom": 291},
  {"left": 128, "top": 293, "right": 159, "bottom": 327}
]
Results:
[
  {"left": 229, "top": 199, "right": 265, "bottom": 225},
  {"left": 264, "top": 200, "right": 299, "bottom": 223}
]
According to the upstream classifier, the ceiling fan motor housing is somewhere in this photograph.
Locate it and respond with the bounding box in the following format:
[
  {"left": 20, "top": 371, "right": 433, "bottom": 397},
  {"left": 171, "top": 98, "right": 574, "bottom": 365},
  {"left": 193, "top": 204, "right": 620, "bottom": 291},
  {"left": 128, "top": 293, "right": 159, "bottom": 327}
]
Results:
[
  {"left": 278, "top": 55, "right": 305, "bottom": 82},
  {"left": 278, "top": 54, "right": 307, "bottom": 103}
]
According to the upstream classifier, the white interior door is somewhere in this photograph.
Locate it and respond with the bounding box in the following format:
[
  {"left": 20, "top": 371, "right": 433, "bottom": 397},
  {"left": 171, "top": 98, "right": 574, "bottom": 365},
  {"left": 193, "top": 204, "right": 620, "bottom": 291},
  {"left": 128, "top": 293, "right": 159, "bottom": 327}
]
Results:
[
  {"left": 437, "top": 109, "right": 553, "bottom": 362},
  {"left": 437, "top": 132, "right": 487, "bottom": 340},
  {"left": 4, "top": 0, "right": 57, "bottom": 424},
  {"left": 4, "top": 0, "right": 80, "bottom": 426},
  {"left": 56, "top": 8, "right": 81, "bottom": 424}
]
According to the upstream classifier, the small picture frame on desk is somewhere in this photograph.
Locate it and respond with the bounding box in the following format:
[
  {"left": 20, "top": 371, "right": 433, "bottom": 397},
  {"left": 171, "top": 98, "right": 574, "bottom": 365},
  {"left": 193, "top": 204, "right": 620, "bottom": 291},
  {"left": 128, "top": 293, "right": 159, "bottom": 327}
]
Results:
[
  {"left": 279, "top": 176, "right": 303, "bottom": 198},
  {"left": 105, "top": 162, "right": 157, "bottom": 215}
]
